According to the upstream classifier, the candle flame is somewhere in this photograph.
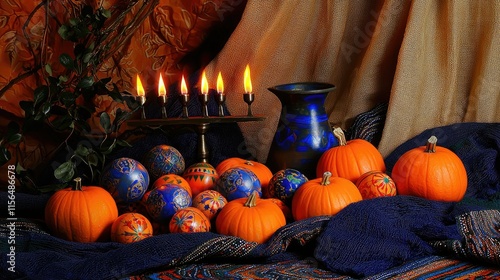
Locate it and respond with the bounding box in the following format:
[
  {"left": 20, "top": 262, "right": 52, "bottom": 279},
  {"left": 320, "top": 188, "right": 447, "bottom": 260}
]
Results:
[
  {"left": 217, "top": 72, "right": 224, "bottom": 94},
  {"left": 136, "top": 74, "right": 145, "bottom": 96},
  {"left": 244, "top": 64, "right": 252, "bottom": 93},
  {"left": 181, "top": 75, "right": 188, "bottom": 95},
  {"left": 201, "top": 70, "right": 209, "bottom": 95},
  {"left": 158, "top": 73, "right": 166, "bottom": 96}
]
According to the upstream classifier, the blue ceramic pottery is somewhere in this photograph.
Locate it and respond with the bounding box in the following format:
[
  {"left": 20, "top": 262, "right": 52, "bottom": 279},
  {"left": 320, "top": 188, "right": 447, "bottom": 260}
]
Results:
[
  {"left": 215, "top": 167, "right": 262, "bottom": 201},
  {"left": 267, "top": 82, "right": 338, "bottom": 179},
  {"left": 100, "top": 157, "right": 150, "bottom": 203}
]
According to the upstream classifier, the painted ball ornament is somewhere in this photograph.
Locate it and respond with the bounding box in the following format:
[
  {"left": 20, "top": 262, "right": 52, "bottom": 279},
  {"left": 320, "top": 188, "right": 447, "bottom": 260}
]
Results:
[
  {"left": 153, "top": 174, "right": 192, "bottom": 197},
  {"left": 145, "top": 184, "right": 192, "bottom": 222},
  {"left": 169, "top": 207, "right": 211, "bottom": 233},
  {"left": 192, "top": 190, "right": 228, "bottom": 220},
  {"left": 142, "top": 145, "right": 185, "bottom": 182},
  {"left": 100, "top": 157, "right": 150, "bottom": 203},
  {"left": 182, "top": 162, "right": 218, "bottom": 197},
  {"left": 268, "top": 168, "right": 308, "bottom": 205},
  {"left": 356, "top": 171, "right": 397, "bottom": 199},
  {"left": 215, "top": 167, "right": 262, "bottom": 201},
  {"left": 111, "top": 212, "right": 153, "bottom": 243}
]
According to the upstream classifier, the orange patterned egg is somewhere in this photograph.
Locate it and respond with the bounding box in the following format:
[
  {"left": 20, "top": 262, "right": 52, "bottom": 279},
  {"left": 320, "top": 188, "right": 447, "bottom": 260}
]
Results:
[
  {"left": 192, "top": 190, "right": 228, "bottom": 220},
  {"left": 356, "top": 171, "right": 397, "bottom": 199},
  {"left": 111, "top": 212, "right": 153, "bottom": 243},
  {"left": 169, "top": 207, "right": 211, "bottom": 233},
  {"left": 153, "top": 174, "right": 192, "bottom": 197},
  {"left": 182, "top": 163, "right": 218, "bottom": 197}
]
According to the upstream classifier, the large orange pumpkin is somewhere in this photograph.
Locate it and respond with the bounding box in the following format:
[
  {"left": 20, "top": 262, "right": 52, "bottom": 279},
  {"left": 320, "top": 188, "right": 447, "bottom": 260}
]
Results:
[
  {"left": 292, "top": 171, "right": 362, "bottom": 220},
  {"left": 215, "top": 191, "right": 286, "bottom": 243},
  {"left": 216, "top": 158, "right": 273, "bottom": 197},
  {"left": 316, "top": 127, "right": 386, "bottom": 182},
  {"left": 391, "top": 136, "right": 467, "bottom": 202},
  {"left": 44, "top": 178, "right": 119, "bottom": 242}
]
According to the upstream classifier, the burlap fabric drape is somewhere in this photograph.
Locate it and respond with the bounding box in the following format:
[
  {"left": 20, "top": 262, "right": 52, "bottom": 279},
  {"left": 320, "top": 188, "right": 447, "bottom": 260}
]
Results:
[{"left": 205, "top": 0, "right": 500, "bottom": 163}]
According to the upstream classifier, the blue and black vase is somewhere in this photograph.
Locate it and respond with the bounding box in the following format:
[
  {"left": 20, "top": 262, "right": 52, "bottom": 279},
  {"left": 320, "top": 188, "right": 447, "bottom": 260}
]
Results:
[{"left": 266, "top": 82, "right": 338, "bottom": 179}]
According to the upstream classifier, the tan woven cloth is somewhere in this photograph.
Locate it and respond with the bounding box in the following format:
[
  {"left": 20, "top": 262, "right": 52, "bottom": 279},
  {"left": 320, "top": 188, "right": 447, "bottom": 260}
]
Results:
[{"left": 205, "top": 0, "right": 500, "bottom": 163}]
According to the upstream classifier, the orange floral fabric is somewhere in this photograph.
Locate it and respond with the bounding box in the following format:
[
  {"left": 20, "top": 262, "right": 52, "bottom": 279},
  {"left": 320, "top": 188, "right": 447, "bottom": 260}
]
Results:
[{"left": 0, "top": 0, "right": 246, "bottom": 118}]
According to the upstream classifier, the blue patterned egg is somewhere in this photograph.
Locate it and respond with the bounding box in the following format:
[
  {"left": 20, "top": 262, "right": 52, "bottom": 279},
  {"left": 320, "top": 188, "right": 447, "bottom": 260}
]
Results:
[
  {"left": 145, "top": 184, "right": 192, "bottom": 222},
  {"left": 269, "top": 168, "right": 308, "bottom": 205},
  {"left": 215, "top": 167, "right": 261, "bottom": 201},
  {"left": 142, "top": 145, "right": 185, "bottom": 182},
  {"left": 100, "top": 157, "right": 150, "bottom": 203}
]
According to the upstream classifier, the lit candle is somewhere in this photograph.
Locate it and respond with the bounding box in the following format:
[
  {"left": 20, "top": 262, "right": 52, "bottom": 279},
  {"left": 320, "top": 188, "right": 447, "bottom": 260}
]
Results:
[
  {"left": 180, "top": 75, "right": 190, "bottom": 118},
  {"left": 217, "top": 71, "right": 224, "bottom": 95},
  {"left": 199, "top": 71, "right": 209, "bottom": 117},
  {"left": 243, "top": 64, "right": 254, "bottom": 116},
  {"left": 136, "top": 74, "right": 146, "bottom": 119},
  {"left": 181, "top": 75, "right": 188, "bottom": 95},
  {"left": 244, "top": 64, "right": 252, "bottom": 94},
  {"left": 216, "top": 71, "right": 225, "bottom": 117},
  {"left": 158, "top": 73, "right": 168, "bottom": 118}
]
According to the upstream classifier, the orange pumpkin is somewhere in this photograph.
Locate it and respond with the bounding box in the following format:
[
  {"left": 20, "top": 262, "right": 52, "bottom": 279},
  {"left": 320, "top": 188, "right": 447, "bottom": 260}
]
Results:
[
  {"left": 267, "top": 197, "right": 293, "bottom": 222},
  {"left": 216, "top": 158, "right": 273, "bottom": 197},
  {"left": 356, "top": 171, "right": 397, "bottom": 199},
  {"left": 391, "top": 136, "right": 467, "bottom": 202},
  {"left": 215, "top": 191, "right": 286, "bottom": 243},
  {"left": 44, "top": 178, "right": 119, "bottom": 242},
  {"left": 316, "top": 127, "right": 386, "bottom": 182},
  {"left": 111, "top": 212, "right": 153, "bottom": 243},
  {"left": 292, "top": 171, "right": 362, "bottom": 220}
]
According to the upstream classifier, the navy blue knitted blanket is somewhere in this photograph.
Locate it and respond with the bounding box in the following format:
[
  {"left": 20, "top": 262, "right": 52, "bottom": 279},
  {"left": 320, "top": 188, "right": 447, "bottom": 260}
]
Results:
[{"left": 1, "top": 122, "right": 500, "bottom": 279}]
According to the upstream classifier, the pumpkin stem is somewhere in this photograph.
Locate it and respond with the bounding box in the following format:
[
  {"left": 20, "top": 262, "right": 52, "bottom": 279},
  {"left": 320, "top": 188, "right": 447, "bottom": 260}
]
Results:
[
  {"left": 333, "top": 127, "right": 347, "bottom": 146},
  {"left": 321, "top": 171, "right": 332, "bottom": 185},
  {"left": 243, "top": 191, "right": 258, "bottom": 207},
  {"left": 425, "top": 136, "right": 438, "bottom": 153},
  {"left": 72, "top": 177, "right": 83, "bottom": 191}
]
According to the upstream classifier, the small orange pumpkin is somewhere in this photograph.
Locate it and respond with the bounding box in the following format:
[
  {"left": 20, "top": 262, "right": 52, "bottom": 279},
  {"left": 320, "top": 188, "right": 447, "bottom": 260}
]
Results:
[
  {"left": 391, "top": 136, "right": 467, "bottom": 202},
  {"left": 216, "top": 158, "right": 273, "bottom": 197},
  {"left": 356, "top": 171, "right": 397, "bottom": 199},
  {"left": 111, "top": 212, "right": 153, "bottom": 243},
  {"left": 44, "top": 178, "right": 119, "bottom": 242},
  {"left": 292, "top": 171, "right": 362, "bottom": 220},
  {"left": 215, "top": 191, "right": 286, "bottom": 243},
  {"left": 316, "top": 127, "right": 386, "bottom": 182}
]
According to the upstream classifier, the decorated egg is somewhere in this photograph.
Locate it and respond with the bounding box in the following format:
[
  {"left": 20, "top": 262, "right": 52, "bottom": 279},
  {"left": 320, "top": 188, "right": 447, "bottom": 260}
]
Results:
[
  {"left": 169, "top": 207, "right": 211, "bottom": 233},
  {"left": 111, "top": 212, "right": 153, "bottom": 243},
  {"left": 192, "top": 190, "right": 228, "bottom": 220},
  {"left": 144, "top": 184, "right": 192, "bottom": 222},
  {"left": 153, "top": 174, "right": 192, "bottom": 197},
  {"left": 100, "top": 157, "right": 150, "bottom": 203},
  {"left": 142, "top": 145, "right": 185, "bottom": 182},
  {"left": 268, "top": 168, "right": 308, "bottom": 205},
  {"left": 356, "top": 171, "right": 397, "bottom": 199},
  {"left": 182, "top": 162, "right": 218, "bottom": 197},
  {"left": 215, "top": 167, "right": 261, "bottom": 201}
]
